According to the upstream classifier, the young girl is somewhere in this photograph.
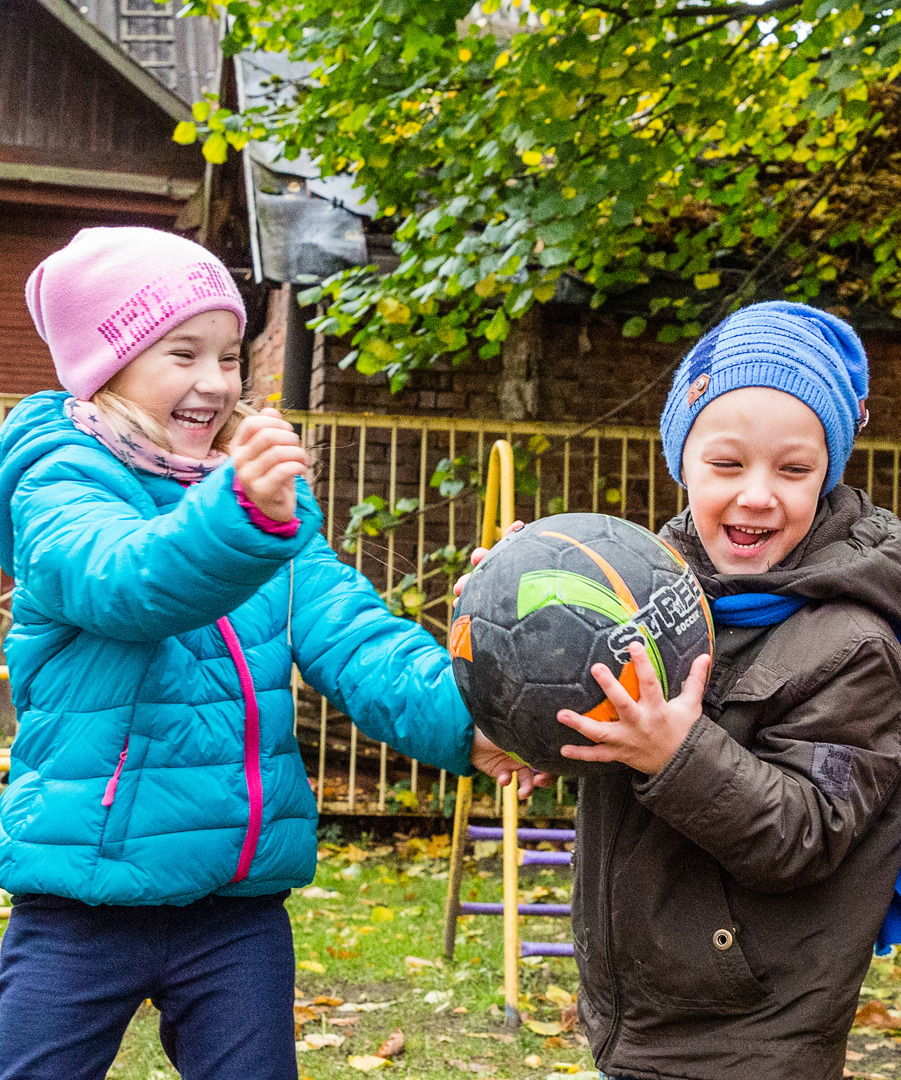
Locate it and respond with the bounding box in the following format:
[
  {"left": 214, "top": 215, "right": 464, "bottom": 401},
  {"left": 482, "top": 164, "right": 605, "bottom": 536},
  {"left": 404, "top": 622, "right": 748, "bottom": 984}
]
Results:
[
  {"left": 465, "top": 302, "right": 901, "bottom": 1079},
  {"left": 0, "top": 226, "right": 537, "bottom": 1080}
]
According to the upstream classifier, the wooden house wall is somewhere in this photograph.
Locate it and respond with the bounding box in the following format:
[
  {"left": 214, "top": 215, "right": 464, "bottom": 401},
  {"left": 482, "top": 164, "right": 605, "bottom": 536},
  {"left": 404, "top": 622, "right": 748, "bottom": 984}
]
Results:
[{"left": 0, "top": 0, "right": 200, "bottom": 179}]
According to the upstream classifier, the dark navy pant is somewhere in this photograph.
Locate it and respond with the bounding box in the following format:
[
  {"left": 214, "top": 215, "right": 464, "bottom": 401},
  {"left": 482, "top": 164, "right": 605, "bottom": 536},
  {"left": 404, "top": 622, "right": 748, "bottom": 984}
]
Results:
[{"left": 0, "top": 890, "right": 297, "bottom": 1080}]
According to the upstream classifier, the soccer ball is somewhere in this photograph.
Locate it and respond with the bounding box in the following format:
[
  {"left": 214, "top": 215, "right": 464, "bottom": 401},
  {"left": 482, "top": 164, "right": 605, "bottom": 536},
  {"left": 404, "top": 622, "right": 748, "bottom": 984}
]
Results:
[{"left": 450, "top": 513, "right": 714, "bottom": 776}]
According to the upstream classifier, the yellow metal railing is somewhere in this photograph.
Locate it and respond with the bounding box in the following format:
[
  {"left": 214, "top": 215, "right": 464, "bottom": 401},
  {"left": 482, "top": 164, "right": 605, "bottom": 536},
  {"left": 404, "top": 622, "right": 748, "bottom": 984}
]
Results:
[
  {"left": 284, "top": 409, "right": 901, "bottom": 818},
  {"left": 2, "top": 394, "right": 900, "bottom": 822}
]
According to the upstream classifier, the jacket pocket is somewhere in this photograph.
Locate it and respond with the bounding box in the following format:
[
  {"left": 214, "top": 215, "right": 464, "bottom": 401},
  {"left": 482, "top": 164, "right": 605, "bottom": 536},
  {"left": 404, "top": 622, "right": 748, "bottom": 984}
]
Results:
[{"left": 611, "top": 826, "right": 771, "bottom": 1016}]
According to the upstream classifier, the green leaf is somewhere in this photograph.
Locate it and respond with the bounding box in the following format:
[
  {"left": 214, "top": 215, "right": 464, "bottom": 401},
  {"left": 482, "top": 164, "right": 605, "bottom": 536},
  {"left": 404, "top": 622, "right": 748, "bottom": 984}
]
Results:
[{"left": 622, "top": 317, "right": 646, "bottom": 338}]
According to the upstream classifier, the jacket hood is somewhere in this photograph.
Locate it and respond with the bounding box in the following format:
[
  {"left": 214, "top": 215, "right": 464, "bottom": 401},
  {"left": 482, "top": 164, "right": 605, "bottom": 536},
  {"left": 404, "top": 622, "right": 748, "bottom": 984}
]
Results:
[
  {"left": 0, "top": 391, "right": 102, "bottom": 576},
  {"left": 662, "top": 484, "right": 901, "bottom": 629}
]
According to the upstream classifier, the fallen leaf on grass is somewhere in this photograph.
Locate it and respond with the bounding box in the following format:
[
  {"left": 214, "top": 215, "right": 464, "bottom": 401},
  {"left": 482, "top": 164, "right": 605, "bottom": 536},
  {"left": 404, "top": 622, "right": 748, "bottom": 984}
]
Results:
[
  {"left": 847, "top": 1051, "right": 865, "bottom": 1061},
  {"left": 452, "top": 1006, "right": 468, "bottom": 1014},
  {"left": 405, "top": 956, "right": 435, "bottom": 971},
  {"left": 855, "top": 1000, "right": 901, "bottom": 1031},
  {"left": 297, "top": 961, "right": 326, "bottom": 974},
  {"left": 448, "top": 1061, "right": 498, "bottom": 1074},
  {"left": 329, "top": 1017, "right": 358, "bottom": 1027},
  {"left": 545, "top": 986, "right": 575, "bottom": 1008},
  {"left": 348, "top": 1055, "right": 391, "bottom": 1072},
  {"left": 542, "top": 1038, "right": 569, "bottom": 1049},
  {"left": 306, "top": 1033, "right": 346, "bottom": 1049},
  {"left": 559, "top": 1004, "right": 578, "bottom": 1032},
  {"left": 315, "top": 996, "right": 344, "bottom": 1007},
  {"left": 296, "top": 1033, "right": 347, "bottom": 1052},
  {"left": 545, "top": 1072, "right": 596, "bottom": 1080},
  {"left": 525, "top": 1020, "right": 563, "bottom": 1036},
  {"left": 376, "top": 1030, "right": 405, "bottom": 1058},
  {"left": 371, "top": 906, "right": 394, "bottom": 922},
  {"left": 524, "top": 1055, "right": 542, "bottom": 1068},
  {"left": 425, "top": 990, "right": 452, "bottom": 1006},
  {"left": 300, "top": 886, "right": 341, "bottom": 900},
  {"left": 294, "top": 1004, "right": 318, "bottom": 1026},
  {"left": 464, "top": 1032, "right": 515, "bottom": 1044}
]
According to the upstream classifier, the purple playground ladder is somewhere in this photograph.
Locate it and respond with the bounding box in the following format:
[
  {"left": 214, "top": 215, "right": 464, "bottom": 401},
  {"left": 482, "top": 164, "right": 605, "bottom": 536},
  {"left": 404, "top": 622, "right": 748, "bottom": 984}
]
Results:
[{"left": 461, "top": 825, "right": 576, "bottom": 958}]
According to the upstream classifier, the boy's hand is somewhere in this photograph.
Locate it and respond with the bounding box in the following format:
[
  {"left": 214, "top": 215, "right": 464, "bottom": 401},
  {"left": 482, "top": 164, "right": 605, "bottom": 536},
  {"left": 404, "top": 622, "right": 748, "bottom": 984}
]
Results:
[
  {"left": 232, "top": 408, "right": 310, "bottom": 523},
  {"left": 452, "top": 520, "right": 525, "bottom": 608},
  {"left": 470, "top": 727, "right": 557, "bottom": 799},
  {"left": 557, "top": 641, "right": 711, "bottom": 775}
]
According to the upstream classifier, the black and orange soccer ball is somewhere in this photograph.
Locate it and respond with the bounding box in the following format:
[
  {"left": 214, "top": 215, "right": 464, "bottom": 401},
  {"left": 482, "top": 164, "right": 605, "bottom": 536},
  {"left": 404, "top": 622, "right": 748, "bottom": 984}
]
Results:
[{"left": 449, "top": 513, "right": 714, "bottom": 776}]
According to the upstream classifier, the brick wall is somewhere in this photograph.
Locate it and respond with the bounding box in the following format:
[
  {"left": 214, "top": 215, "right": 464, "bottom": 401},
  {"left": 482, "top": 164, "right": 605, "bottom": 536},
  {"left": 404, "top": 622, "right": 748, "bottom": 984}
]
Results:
[{"left": 251, "top": 294, "right": 901, "bottom": 435}]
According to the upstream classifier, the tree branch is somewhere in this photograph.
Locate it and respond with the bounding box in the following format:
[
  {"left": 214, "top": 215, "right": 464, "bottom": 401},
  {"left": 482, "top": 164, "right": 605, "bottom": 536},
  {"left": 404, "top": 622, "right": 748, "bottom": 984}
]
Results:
[{"left": 667, "top": 0, "right": 802, "bottom": 18}]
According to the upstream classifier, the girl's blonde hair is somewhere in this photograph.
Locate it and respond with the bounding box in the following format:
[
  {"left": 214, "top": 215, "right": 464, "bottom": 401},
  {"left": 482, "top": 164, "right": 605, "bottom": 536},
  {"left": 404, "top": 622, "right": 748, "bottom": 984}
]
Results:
[{"left": 90, "top": 389, "right": 257, "bottom": 455}]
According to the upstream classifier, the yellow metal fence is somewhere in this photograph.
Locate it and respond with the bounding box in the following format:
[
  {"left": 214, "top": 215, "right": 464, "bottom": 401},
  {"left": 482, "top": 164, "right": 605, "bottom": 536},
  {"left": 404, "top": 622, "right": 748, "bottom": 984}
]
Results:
[
  {"left": 286, "top": 409, "right": 901, "bottom": 819},
  {"left": 2, "top": 392, "right": 901, "bottom": 820}
]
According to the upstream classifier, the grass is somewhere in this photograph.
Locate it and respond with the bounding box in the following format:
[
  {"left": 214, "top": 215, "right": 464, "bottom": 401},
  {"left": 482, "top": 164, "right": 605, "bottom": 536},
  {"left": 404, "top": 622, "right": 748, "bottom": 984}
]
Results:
[{"left": 2, "top": 831, "right": 901, "bottom": 1079}]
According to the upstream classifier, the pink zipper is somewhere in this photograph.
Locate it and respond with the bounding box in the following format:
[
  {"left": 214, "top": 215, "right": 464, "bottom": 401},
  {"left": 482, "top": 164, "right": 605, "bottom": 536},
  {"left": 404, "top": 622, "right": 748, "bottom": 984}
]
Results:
[
  {"left": 102, "top": 737, "right": 130, "bottom": 807},
  {"left": 217, "top": 616, "right": 263, "bottom": 883}
]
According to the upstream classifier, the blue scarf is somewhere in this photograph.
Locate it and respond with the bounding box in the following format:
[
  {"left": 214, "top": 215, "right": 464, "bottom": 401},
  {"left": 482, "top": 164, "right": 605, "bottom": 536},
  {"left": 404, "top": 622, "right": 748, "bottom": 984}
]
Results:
[{"left": 710, "top": 592, "right": 901, "bottom": 956}]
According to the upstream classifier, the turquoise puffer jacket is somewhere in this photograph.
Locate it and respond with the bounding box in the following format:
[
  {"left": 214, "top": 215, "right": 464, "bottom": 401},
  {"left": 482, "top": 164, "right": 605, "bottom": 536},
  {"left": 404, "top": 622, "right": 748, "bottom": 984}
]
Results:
[{"left": 0, "top": 392, "right": 473, "bottom": 905}]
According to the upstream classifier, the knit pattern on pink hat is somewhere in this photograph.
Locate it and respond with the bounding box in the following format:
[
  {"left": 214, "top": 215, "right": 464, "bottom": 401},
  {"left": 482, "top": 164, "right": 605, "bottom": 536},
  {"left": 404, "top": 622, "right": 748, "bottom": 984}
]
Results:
[{"left": 26, "top": 227, "right": 247, "bottom": 400}]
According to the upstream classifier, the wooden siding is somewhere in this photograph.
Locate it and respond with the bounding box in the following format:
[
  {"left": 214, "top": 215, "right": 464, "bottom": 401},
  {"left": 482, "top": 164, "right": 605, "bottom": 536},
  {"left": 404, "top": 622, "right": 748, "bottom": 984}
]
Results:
[
  {"left": 0, "top": 211, "right": 73, "bottom": 395},
  {"left": 0, "top": 0, "right": 203, "bottom": 180}
]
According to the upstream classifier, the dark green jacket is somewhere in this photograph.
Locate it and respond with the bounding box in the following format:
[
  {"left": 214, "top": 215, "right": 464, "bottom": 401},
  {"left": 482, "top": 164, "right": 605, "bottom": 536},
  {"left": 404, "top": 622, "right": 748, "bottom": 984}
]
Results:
[{"left": 575, "top": 486, "right": 901, "bottom": 1080}]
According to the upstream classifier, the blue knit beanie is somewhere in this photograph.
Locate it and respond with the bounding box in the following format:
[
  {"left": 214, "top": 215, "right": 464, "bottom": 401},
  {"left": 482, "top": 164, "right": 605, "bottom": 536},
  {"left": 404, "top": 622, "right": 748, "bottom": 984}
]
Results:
[{"left": 660, "top": 301, "right": 869, "bottom": 493}]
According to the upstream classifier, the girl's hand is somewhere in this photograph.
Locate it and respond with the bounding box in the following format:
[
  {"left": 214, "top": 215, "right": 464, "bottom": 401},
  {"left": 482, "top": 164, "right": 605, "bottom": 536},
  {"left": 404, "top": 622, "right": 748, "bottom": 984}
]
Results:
[
  {"left": 452, "top": 520, "right": 525, "bottom": 608},
  {"left": 232, "top": 409, "right": 310, "bottom": 523},
  {"left": 557, "top": 641, "right": 711, "bottom": 775},
  {"left": 470, "top": 727, "right": 557, "bottom": 799}
]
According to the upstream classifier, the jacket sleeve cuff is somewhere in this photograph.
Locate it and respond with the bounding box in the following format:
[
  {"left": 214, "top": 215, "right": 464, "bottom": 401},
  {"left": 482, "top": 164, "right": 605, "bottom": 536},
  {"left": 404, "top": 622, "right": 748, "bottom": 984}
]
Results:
[
  {"left": 631, "top": 714, "right": 742, "bottom": 830},
  {"left": 232, "top": 475, "right": 300, "bottom": 537}
]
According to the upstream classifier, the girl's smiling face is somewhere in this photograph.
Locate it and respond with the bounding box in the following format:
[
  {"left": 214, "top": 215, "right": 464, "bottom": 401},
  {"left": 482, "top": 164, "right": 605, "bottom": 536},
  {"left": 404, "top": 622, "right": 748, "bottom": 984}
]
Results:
[
  {"left": 107, "top": 310, "right": 242, "bottom": 459},
  {"left": 681, "top": 387, "right": 829, "bottom": 574}
]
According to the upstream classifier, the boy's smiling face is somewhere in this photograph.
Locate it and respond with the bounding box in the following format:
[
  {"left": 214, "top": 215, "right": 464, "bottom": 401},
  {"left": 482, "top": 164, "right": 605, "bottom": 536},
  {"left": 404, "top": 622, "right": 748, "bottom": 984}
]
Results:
[{"left": 681, "top": 386, "right": 829, "bottom": 574}]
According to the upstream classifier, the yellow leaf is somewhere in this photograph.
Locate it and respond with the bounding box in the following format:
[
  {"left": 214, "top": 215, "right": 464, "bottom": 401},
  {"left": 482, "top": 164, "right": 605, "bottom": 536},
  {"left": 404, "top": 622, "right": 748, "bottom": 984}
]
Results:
[
  {"left": 524, "top": 1019, "right": 563, "bottom": 1035},
  {"left": 495, "top": 51, "right": 510, "bottom": 70},
  {"left": 348, "top": 1055, "right": 391, "bottom": 1071},
  {"left": 459, "top": 48, "right": 472, "bottom": 62},
  {"left": 545, "top": 985, "right": 575, "bottom": 1008},
  {"left": 533, "top": 281, "right": 556, "bottom": 302},
  {"left": 605, "top": 488, "right": 621, "bottom": 504},
  {"left": 371, "top": 906, "right": 394, "bottom": 922},
  {"left": 475, "top": 274, "right": 497, "bottom": 298},
  {"left": 521, "top": 150, "right": 542, "bottom": 166},
  {"left": 297, "top": 960, "right": 326, "bottom": 974},
  {"left": 377, "top": 297, "right": 411, "bottom": 324},
  {"left": 172, "top": 121, "right": 198, "bottom": 145},
  {"left": 202, "top": 132, "right": 228, "bottom": 164},
  {"left": 562, "top": 186, "right": 577, "bottom": 199},
  {"left": 693, "top": 272, "right": 720, "bottom": 291}
]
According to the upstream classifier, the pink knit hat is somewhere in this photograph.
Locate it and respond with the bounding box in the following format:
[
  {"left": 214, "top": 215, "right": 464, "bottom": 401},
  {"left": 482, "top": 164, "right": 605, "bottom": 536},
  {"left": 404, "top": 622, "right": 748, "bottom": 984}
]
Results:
[{"left": 26, "top": 227, "right": 247, "bottom": 400}]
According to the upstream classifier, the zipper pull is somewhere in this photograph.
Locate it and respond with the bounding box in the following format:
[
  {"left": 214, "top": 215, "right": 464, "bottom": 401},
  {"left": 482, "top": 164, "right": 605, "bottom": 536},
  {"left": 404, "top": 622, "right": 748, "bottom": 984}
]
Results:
[{"left": 102, "top": 738, "right": 130, "bottom": 807}]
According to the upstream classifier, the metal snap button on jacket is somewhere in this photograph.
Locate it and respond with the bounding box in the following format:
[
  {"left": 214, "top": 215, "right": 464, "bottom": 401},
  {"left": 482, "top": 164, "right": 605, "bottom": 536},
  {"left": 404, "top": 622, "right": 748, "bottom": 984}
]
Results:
[{"left": 713, "top": 929, "right": 734, "bottom": 951}]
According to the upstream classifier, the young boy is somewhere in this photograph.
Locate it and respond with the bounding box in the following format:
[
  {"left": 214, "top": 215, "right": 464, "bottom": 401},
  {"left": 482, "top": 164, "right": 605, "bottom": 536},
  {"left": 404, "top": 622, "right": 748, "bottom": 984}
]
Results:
[{"left": 546, "top": 302, "right": 901, "bottom": 1079}]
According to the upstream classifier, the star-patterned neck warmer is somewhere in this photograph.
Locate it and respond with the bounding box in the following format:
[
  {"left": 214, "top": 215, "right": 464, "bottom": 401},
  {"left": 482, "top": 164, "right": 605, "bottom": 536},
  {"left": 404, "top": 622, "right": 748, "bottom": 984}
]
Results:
[{"left": 65, "top": 397, "right": 228, "bottom": 482}]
